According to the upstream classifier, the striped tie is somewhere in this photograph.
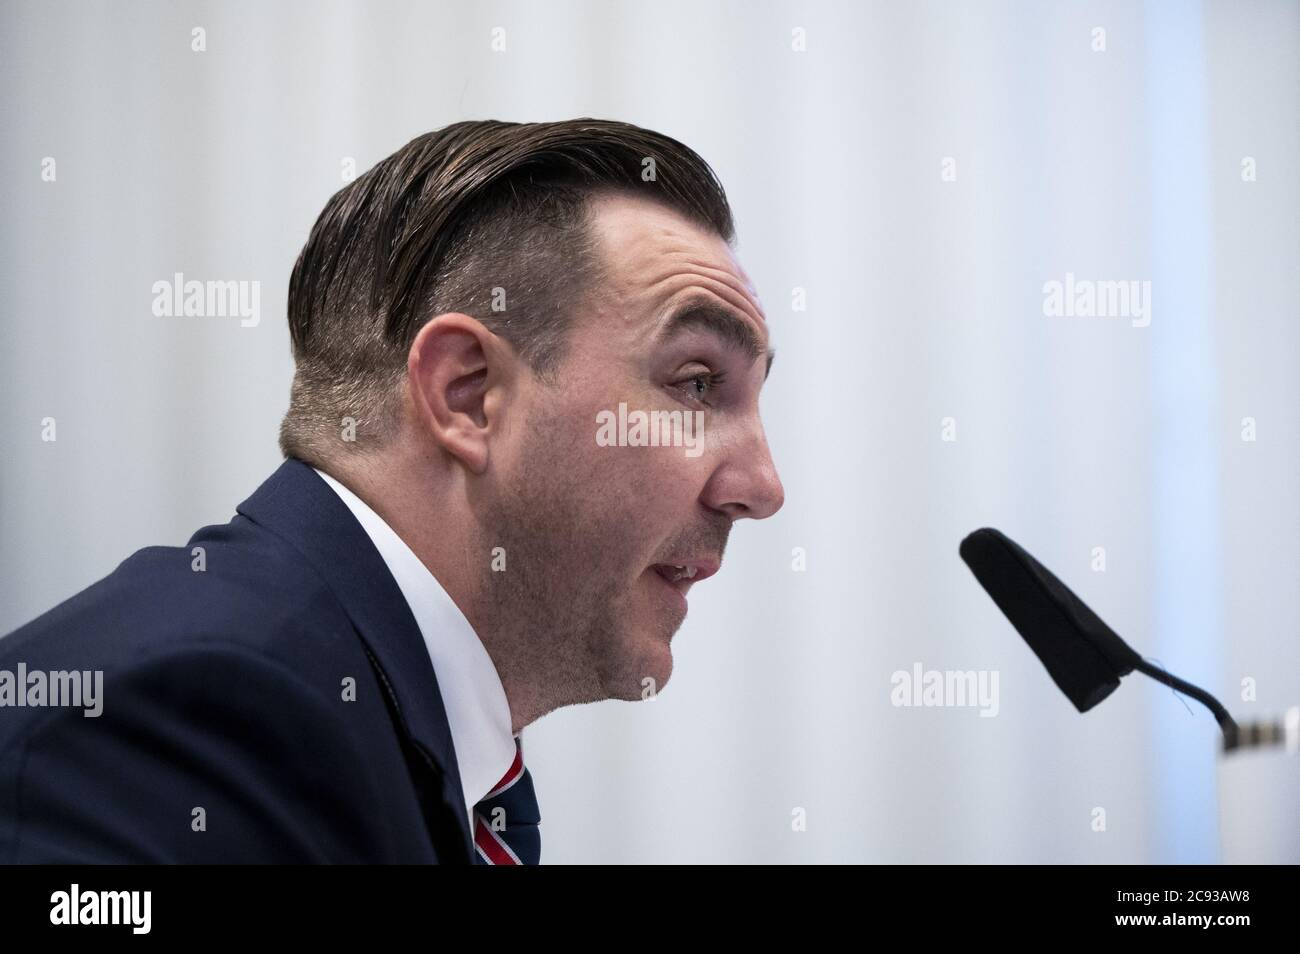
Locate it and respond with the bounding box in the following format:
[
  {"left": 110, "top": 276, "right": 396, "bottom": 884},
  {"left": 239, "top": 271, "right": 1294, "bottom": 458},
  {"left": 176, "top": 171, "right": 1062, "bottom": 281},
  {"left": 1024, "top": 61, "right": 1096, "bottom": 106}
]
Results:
[{"left": 473, "top": 734, "right": 541, "bottom": 865}]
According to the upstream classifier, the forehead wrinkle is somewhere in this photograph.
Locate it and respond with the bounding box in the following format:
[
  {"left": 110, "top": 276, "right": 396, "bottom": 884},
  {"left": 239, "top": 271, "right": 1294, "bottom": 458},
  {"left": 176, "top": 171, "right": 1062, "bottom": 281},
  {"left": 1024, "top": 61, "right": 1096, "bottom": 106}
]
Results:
[
  {"left": 639, "top": 243, "right": 758, "bottom": 292},
  {"left": 640, "top": 257, "right": 768, "bottom": 329},
  {"left": 646, "top": 275, "right": 770, "bottom": 347},
  {"left": 671, "top": 258, "right": 762, "bottom": 308},
  {"left": 630, "top": 229, "right": 757, "bottom": 292}
]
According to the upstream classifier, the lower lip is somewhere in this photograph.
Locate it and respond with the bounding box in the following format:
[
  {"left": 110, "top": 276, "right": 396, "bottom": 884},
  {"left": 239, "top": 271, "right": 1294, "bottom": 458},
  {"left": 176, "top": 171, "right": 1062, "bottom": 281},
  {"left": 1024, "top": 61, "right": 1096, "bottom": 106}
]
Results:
[{"left": 647, "top": 569, "right": 688, "bottom": 614}]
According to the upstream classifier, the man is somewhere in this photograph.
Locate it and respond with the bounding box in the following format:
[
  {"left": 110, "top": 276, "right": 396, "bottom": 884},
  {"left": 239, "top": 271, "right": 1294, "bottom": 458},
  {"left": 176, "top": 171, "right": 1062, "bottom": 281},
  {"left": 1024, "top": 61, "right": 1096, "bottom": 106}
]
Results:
[{"left": 0, "top": 119, "right": 784, "bottom": 863}]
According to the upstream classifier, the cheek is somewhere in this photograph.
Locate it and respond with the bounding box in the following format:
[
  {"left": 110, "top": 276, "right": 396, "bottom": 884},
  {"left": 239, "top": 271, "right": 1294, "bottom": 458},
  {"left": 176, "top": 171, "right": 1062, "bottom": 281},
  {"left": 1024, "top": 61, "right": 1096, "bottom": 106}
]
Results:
[
  {"left": 540, "top": 390, "right": 707, "bottom": 531},
  {"left": 592, "top": 448, "right": 705, "bottom": 536}
]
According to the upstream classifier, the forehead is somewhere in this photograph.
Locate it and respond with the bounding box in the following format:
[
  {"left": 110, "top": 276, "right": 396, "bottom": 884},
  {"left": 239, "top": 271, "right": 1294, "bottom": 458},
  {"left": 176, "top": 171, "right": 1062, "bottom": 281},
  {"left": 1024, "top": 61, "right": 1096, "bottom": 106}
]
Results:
[{"left": 584, "top": 191, "right": 768, "bottom": 337}]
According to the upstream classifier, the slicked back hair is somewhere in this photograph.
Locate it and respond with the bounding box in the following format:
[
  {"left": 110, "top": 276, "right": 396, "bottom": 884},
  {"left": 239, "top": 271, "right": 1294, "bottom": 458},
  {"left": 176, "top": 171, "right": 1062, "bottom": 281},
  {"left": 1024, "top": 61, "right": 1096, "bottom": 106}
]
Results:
[{"left": 279, "top": 118, "right": 736, "bottom": 464}]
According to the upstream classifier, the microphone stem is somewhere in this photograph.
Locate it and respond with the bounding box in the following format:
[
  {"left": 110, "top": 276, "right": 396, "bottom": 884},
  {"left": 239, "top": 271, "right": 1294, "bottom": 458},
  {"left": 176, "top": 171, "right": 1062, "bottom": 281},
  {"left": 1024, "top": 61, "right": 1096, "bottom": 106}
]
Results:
[{"left": 1133, "top": 657, "right": 1238, "bottom": 736}]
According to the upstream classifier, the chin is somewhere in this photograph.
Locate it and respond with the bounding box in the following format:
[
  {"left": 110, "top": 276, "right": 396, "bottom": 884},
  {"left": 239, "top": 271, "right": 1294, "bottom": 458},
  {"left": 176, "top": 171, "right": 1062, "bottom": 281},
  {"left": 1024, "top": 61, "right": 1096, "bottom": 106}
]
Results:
[
  {"left": 604, "top": 626, "right": 676, "bottom": 702},
  {"left": 641, "top": 643, "right": 674, "bottom": 700}
]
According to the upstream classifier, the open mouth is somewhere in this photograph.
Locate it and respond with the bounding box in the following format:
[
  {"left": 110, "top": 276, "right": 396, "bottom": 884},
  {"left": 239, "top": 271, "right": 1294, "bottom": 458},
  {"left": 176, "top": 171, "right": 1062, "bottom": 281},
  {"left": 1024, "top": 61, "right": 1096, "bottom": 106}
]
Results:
[
  {"left": 648, "top": 559, "right": 720, "bottom": 597},
  {"left": 653, "top": 564, "right": 700, "bottom": 584}
]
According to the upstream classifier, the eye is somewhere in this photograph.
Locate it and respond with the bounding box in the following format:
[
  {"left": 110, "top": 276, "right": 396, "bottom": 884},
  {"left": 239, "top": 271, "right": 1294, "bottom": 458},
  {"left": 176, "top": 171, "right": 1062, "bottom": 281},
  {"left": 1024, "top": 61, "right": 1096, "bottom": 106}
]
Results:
[{"left": 673, "top": 368, "right": 728, "bottom": 406}]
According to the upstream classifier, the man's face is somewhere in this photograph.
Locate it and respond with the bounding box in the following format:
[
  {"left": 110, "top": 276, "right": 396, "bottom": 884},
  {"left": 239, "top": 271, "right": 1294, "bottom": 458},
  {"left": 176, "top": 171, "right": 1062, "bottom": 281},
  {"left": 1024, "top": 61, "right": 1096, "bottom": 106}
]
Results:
[{"left": 480, "top": 192, "right": 784, "bottom": 704}]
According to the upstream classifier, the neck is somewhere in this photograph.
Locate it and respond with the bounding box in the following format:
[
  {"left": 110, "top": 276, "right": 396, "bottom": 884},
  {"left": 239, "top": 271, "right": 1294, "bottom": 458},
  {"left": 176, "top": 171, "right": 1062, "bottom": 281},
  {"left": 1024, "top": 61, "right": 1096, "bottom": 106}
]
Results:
[{"left": 317, "top": 449, "right": 577, "bottom": 735}]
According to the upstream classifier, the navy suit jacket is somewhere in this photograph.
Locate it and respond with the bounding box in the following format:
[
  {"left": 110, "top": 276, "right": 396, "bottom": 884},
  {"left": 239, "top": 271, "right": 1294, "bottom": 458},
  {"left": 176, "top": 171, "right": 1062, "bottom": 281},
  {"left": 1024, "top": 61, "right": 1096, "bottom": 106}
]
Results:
[{"left": 0, "top": 459, "right": 474, "bottom": 863}]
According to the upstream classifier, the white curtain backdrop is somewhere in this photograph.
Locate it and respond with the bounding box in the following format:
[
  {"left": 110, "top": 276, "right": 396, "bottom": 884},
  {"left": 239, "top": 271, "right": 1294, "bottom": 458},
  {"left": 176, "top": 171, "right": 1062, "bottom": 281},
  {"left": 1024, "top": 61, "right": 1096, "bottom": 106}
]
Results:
[{"left": 2, "top": 0, "right": 1296, "bottom": 863}]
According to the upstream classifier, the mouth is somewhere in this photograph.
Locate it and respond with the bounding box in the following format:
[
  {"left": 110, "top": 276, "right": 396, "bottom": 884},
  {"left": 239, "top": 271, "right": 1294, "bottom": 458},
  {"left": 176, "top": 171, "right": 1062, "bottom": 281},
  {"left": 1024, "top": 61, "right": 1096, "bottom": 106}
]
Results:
[{"left": 647, "top": 559, "right": 721, "bottom": 610}]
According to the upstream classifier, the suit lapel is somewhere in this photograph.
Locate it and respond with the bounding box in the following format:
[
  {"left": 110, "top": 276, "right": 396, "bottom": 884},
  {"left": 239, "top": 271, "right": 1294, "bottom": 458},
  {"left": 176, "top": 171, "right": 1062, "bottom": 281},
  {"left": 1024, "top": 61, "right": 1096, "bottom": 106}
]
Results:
[{"left": 236, "top": 458, "right": 473, "bottom": 862}]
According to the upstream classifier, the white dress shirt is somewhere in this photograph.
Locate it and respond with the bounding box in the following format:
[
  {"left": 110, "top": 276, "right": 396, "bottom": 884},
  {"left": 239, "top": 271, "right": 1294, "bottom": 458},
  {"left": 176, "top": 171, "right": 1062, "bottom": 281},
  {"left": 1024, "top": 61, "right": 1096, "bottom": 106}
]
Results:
[{"left": 312, "top": 467, "right": 517, "bottom": 836}]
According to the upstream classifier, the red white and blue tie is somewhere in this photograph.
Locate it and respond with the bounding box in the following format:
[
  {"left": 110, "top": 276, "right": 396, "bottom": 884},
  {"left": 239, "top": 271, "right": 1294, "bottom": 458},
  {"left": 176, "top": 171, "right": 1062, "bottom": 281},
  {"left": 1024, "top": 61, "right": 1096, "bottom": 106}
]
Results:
[{"left": 473, "top": 734, "right": 541, "bottom": 865}]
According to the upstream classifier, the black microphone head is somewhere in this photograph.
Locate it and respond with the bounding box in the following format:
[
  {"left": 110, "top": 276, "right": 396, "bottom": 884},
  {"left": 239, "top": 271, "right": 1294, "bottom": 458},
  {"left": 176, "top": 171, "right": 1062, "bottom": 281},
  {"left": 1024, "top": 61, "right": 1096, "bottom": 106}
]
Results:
[{"left": 959, "top": 527, "right": 1142, "bottom": 713}]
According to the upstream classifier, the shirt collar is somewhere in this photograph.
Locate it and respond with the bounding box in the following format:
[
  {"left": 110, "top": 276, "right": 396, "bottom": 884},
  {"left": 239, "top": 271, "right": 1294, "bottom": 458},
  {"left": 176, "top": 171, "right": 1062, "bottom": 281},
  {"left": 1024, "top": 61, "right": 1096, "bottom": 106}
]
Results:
[{"left": 311, "top": 467, "right": 517, "bottom": 833}]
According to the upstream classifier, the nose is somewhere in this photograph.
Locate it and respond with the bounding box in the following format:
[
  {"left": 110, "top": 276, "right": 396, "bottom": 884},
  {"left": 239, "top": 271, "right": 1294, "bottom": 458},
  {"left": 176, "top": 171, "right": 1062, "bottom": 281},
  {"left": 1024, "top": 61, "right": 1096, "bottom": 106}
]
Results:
[{"left": 699, "top": 427, "right": 785, "bottom": 521}]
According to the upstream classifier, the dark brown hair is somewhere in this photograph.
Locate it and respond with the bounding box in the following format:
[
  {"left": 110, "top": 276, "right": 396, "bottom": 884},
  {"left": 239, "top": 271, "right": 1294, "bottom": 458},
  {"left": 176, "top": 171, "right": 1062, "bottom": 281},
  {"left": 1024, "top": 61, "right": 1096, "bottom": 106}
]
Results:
[{"left": 279, "top": 118, "right": 735, "bottom": 463}]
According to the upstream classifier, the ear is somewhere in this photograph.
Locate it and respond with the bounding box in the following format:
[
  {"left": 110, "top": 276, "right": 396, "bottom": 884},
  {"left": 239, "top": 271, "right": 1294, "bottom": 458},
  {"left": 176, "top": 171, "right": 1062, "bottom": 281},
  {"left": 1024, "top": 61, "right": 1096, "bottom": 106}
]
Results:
[{"left": 406, "top": 313, "right": 512, "bottom": 474}]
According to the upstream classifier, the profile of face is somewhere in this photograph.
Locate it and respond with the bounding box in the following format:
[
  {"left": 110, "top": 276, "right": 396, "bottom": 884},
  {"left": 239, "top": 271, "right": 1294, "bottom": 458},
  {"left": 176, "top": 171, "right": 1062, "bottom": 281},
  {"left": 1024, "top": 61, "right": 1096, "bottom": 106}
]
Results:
[{"left": 458, "top": 192, "right": 784, "bottom": 709}]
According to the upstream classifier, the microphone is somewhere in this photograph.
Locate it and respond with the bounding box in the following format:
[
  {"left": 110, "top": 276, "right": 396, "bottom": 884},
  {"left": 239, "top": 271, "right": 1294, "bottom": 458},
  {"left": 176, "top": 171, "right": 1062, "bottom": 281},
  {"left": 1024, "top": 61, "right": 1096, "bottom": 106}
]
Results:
[{"left": 959, "top": 527, "right": 1237, "bottom": 738}]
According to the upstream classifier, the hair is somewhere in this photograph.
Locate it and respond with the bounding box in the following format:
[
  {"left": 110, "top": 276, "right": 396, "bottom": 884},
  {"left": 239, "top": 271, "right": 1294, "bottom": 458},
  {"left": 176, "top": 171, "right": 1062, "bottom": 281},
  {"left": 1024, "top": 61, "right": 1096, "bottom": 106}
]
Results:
[{"left": 279, "top": 118, "right": 736, "bottom": 465}]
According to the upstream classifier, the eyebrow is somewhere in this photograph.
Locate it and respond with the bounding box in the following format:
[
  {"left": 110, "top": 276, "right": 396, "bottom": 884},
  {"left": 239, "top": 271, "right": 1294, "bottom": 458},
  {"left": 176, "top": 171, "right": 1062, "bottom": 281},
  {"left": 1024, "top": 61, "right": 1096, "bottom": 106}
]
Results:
[{"left": 654, "top": 300, "right": 776, "bottom": 379}]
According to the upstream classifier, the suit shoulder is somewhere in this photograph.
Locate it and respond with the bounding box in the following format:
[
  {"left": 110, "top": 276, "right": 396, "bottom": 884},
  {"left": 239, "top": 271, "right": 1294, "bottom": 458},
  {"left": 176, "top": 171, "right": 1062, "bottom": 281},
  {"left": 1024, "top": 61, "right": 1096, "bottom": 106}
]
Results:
[{"left": 0, "top": 512, "right": 358, "bottom": 671}]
